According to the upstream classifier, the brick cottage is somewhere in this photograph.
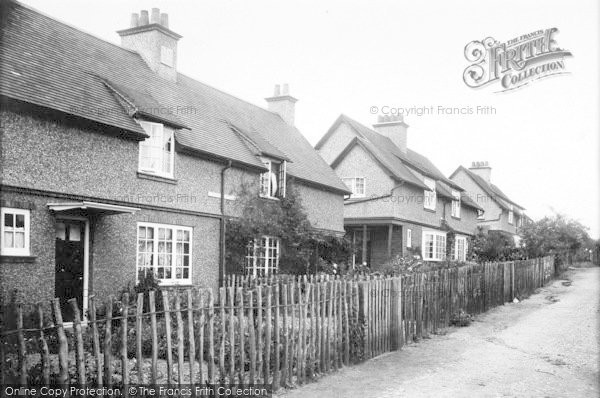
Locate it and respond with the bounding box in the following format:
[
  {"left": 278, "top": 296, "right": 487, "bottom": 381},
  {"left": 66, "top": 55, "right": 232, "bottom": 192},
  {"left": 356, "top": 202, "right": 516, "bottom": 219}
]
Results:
[
  {"left": 316, "top": 115, "right": 484, "bottom": 267},
  {"left": 0, "top": 2, "right": 349, "bottom": 316}
]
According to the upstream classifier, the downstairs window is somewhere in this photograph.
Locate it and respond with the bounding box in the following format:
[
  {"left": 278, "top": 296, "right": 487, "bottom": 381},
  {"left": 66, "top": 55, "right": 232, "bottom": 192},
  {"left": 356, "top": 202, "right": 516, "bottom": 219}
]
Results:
[
  {"left": 246, "top": 236, "right": 280, "bottom": 276},
  {"left": 137, "top": 222, "right": 192, "bottom": 285}
]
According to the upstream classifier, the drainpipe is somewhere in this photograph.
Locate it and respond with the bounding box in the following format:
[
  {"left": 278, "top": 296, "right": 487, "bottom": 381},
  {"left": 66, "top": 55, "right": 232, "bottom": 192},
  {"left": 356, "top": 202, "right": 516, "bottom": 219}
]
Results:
[{"left": 219, "top": 160, "right": 232, "bottom": 286}]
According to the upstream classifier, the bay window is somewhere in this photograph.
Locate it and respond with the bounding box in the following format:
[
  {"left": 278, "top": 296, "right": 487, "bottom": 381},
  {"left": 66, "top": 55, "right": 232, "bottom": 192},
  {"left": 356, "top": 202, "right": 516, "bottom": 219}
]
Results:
[
  {"left": 138, "top": 121, "right": 175, "bottom": 178},
  {"left": 246, "top": 236, "right": 280, "bottom": 276},
  {"left": 260, "top": 160, "right": 286, "bottom": 199},
  {"left": 422, "top": 231, "right": 446, "bottom": 261},
  {"left": 423, "top": 177, "right": 437, "bottom": 210},
  {"left": 137, "top": 222, "right": 192, "bottom": 285},
  {"left": 1, "top": 208, "right": 30, "bottom": 256},
  {"left": 342, "top": 177, "right": 366, "bottom": 198}
]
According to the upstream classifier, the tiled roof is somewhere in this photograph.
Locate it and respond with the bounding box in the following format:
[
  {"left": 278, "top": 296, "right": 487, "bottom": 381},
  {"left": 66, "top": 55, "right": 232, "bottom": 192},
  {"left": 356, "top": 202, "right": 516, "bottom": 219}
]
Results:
[
  {"left": 331, "top": 137, "right": 428, "bottom": 189},
  {"left": 0, "top": 0, "right": 348, "bottom": 193},
  {"left": 323, "top": 114, "right": 463, "bottom": 191},
  {"left": 450, "top": 166, "right": 524, "bottom": 210}
]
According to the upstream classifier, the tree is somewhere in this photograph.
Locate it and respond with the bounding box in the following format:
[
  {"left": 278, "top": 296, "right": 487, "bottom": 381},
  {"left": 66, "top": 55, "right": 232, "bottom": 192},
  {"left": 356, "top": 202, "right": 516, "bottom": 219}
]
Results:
[
  {"left": 519, "top": 213, "right": 591, "bottom": 258},
  {"left": 471, "top": 227, "right": 517, "bottom": 261}
]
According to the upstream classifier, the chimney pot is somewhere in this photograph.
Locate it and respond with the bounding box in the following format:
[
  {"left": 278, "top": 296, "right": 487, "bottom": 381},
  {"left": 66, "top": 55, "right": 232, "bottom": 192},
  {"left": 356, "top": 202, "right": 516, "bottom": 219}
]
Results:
[
  {"left": 160, "top": 13, "right": 169, "bottom": 28},
  {"left": 150, "top": 8, "right": 160, "bottom": 24},
  {"left": 139, "top": 10, "right": 149, "bottom": 25},
  {"left": 282, "top": 83, "right": 289, "bottom": 95},
  {"left": 273, "top": 84, "right": 281, "bottom": 96},
  {"left": 377, "top": 115, "right": 384, "bottom": 123},
  {"left": 130, "top": 13, "right": 139, "bottom": 28}
]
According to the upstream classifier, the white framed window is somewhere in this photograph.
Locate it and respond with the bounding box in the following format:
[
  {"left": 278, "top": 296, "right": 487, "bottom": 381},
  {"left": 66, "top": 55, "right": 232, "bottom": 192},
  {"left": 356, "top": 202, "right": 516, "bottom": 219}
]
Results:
[
  {"left": 1, "top": 208, "right": 30, "bottom": 256},
  {"left": 422, "top": 230, "right": 446, "bottom": 261},
  {"left": 453, "top": 236, "right": 468, "bottom": 262},
  {"left": 423, "top": 177, "right": 437, "bottom": 210},
  {"left": 508, "top": 204, "right": 514, "bottom": 224},
  {"left": 260, "top": 160, "right": 286, "bottom": 199},
  {"left": 160, "top": 46, "right": 174, "bottom": 67},
  {"left": 342, "top": 177, "right": 366, "bottom": 198},
  {"left": 451, "top": 190, "right": 461, "bottom": 218},
  {"left": 406, "top": 228, "right": 412, "bottom": 248},
  {"left": 136, "top": 222, "right": 192, "bottom": 285},
  {"left": 138, "top": 121, "right": 175, "bottom": 178},
  {"left": 246, "top": 236, "right": 280, "bottom": 277}
]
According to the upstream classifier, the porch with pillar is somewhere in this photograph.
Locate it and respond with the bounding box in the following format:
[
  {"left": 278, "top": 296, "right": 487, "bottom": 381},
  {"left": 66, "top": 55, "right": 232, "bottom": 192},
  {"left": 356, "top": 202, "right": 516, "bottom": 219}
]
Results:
[{"left": 346, "top": 220, "right": 404, "bottom": 269}]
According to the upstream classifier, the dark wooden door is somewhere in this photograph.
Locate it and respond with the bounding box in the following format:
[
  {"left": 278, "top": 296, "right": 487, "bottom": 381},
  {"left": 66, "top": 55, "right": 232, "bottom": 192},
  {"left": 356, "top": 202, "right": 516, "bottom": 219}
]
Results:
[{"left": 55, "top": 221, "right": 85, "bottom": 322}]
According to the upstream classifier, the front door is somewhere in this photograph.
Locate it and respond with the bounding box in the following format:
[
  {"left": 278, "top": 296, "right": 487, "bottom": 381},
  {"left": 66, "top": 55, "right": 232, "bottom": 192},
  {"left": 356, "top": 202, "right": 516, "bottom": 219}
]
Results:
[{"left": 55, "top": 220, "right": 85, "bottom": 322}]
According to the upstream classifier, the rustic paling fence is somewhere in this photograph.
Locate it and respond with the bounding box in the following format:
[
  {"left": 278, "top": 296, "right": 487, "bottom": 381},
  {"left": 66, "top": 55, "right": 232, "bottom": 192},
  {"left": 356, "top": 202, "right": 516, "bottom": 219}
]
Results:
[{"left": 0, "top": 256, "right": 555, "bottom": 388}]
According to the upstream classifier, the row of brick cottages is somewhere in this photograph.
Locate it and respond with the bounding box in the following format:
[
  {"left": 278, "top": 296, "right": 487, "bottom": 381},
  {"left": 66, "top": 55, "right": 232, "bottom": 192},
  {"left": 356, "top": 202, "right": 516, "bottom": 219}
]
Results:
[{"left": 0, "top": 2, "right": 527, "bottom": 316}]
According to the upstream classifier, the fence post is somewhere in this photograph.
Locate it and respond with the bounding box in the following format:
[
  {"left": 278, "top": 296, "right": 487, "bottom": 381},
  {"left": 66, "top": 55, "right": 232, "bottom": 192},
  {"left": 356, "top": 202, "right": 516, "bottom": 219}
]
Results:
[
  {"left": 68, "top": 299, "right": 86, "bottom": 386},
  {"left": 52, "top": 298, "right": 69, "bottom": 387},
  {"left": 358, "top": 281, "right": 369, "bottom": 361},
  {"left": 120, "top": 293, "right": 129, "bottom": 391},
  {"left": 37, "top": 303, "right": 51, "bottom": 385},
  {"left": 16, "top": 304, "right": 27, "bottom": 386},
  {"left": 162, "top": 290, "right": 173, "bottom": 384}
]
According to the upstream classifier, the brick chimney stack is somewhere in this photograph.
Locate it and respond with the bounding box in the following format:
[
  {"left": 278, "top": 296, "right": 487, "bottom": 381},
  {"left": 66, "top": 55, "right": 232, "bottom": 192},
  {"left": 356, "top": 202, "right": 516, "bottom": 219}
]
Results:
[
  {"left": 265, "top": 84, "right": 298, "bottom": 126},
  {"left": 372, "top": 115, "right": 409, "bottom": 154},
  {"left": 469, "top": 161, "right": 492, "bottom": 182},
  {"left": 117, "top": 8, "right": 181, "bottom": 82}
]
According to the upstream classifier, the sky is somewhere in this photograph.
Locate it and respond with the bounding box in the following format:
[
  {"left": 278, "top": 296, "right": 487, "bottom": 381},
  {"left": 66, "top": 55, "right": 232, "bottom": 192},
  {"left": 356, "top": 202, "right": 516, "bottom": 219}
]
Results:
[{"left": 21, "top": 0, "right": 600, "bottom": 238}]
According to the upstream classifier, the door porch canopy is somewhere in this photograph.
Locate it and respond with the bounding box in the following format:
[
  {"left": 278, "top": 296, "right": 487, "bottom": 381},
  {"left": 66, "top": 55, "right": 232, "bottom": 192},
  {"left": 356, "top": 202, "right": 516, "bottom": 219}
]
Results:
[{"left": 48, "top": 201, "right": 140, "bottom": 216}]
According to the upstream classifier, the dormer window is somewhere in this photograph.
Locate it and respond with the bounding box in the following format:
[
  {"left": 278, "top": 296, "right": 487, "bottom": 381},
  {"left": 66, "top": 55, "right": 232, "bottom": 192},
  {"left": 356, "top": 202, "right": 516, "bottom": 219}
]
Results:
[
  {"left": 423, "top": 177, "right": 437, "bottom": 210},
  {"left": 260, "top": 160, "right": 286, "bottom": 199},
  {"left": 138, "top": 121, "right": 174, "bottom": 179},
  {"left": 451, "top": 190, "right": 461, "bottom": 218}
]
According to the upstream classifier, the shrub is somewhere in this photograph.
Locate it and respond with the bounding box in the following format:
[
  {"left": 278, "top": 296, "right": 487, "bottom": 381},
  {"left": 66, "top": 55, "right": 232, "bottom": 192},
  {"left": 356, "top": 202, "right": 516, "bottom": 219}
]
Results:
[{"left": 449, "top": 309, "right": 473, "bottom": 327}]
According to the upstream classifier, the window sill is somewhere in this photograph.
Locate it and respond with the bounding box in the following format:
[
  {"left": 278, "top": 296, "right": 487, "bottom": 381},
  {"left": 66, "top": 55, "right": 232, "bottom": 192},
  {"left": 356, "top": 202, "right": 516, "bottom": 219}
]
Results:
[
  {"left": 451, "top": 216, "right": 461, "bottom": 220},
  {"left": 137, "top": 171, "right": 177, "bottom": 185},
  {"left": 259, "top": 195, "right": 281, "bottom": 201},
  {"left": 0, "top": 255, "right": 37, "bottom": 263},
  {"left": 159, "top": 282, "right": 194, "bottom": 288},
  {"left": 423, "top": 208, "right": 437, "bottom": 213}
]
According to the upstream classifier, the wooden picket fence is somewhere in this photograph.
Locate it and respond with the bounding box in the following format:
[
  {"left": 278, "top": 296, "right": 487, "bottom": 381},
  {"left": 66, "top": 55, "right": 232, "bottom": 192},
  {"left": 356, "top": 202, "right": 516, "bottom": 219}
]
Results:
[{"left": 0, "top": 256, "right": 555, "bottom": 388}]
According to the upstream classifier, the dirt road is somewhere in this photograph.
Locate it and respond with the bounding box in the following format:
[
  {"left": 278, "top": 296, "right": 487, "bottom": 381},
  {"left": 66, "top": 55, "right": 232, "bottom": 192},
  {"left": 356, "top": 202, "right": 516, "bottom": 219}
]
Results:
[{"left": 278, "top": 267, "right": 599, "bottom": 398}]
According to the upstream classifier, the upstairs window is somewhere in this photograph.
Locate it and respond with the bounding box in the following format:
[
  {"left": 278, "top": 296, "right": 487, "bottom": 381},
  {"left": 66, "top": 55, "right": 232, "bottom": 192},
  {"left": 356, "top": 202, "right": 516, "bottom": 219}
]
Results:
[
  {"left": 508, "top": 204, "right": 514, "bottom": 224},
  {"left": 246, "top": 236, "right": 280, "bottom": 277},
  {"left": 138, "top": 121, "right": 174, "bottom": 178},
  {"left": 451, "top": 190, "right": 461, "bottom": 218},
  {"left": 342, "top": 177, "right": 366, "bottom": 198},
  {"left": 260, "top": 160, "right": 286, "bottom": 199},
  {"left": 477, "top": 209, "right": 485, "bottom": 220},
  {"left": 423, "top": 177, "right": 437, "bottom": 210},
  {"left": 422, "top": 231, "right": 446, "bottom": 261},
  {"left": 1, "top": 208, "right": 30, "bottom": 256},
  {"left": 406, "top": 228, "right": 412, "bottom": 248}
]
